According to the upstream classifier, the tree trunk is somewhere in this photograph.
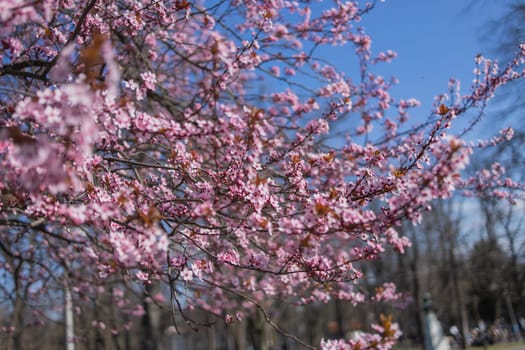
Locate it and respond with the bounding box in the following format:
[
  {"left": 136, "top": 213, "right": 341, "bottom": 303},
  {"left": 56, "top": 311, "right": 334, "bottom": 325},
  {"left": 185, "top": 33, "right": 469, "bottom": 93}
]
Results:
[
  {"left": 248, "top": 309, "right": 274, "bottom": 350},
  {"left": 65, "top": 283, "right": 76, "bottom": 350},
  {"left": 207, "top": 314, "right": 217, "bottom": 350},
  {"left": 140, "top": 283, "right": 163, "bottom": 350},
  {"left": 449, "top": 239, "right": 468, "bottom": 349},
  {"left": 232, "top": 319, "right": 247, "bottom": 350},
  {"left": 7, "top": 261, "right": 24, "bottom": 350}
]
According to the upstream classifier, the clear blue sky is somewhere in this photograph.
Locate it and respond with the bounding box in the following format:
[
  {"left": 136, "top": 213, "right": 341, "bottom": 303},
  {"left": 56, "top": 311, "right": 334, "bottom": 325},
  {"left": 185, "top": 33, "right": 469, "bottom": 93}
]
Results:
[{"left": 329, "top": 1, "right": 508, "bottom": 117}]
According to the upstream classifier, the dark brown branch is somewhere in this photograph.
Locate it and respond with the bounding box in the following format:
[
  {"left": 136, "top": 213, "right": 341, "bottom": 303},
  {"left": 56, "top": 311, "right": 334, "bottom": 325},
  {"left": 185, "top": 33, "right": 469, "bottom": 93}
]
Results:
[{"left": 41, "top": 0, "right": 99, "bottom": 77}]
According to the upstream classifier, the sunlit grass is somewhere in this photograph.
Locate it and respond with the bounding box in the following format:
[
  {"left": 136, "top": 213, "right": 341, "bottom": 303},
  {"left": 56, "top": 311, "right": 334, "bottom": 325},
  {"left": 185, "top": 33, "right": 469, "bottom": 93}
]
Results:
[
  {"left": 471, "top": 341, "right": 525, "bottom": 350},
  {"left": 395, "top": 340, "right": 525, "bottom": 350}
]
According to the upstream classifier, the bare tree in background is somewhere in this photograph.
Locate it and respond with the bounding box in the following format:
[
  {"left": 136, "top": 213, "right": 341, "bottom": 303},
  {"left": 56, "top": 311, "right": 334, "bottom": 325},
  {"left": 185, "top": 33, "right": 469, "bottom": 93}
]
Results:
[{"left": 473, "top": 1, "right": 525, "bottom": 173}]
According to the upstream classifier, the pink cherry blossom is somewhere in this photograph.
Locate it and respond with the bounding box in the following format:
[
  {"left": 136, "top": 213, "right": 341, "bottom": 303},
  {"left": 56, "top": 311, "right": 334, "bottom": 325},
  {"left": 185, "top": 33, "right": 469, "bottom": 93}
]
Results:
[{"left": 0, "top": 1, "right": 524, "bottom": 349}]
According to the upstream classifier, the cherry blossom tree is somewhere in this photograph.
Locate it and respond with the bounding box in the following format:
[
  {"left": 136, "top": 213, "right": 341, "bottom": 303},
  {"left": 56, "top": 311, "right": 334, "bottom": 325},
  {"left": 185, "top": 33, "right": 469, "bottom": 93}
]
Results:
[{"left": 0, "top": 1, "right": 524, "bottom": 349}]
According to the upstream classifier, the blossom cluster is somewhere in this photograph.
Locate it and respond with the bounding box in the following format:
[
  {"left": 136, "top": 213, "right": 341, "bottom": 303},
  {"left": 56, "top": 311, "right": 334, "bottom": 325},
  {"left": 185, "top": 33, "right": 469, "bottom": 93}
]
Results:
[{"left": 0, "top": 0, "right": 524, "bottom": 348}]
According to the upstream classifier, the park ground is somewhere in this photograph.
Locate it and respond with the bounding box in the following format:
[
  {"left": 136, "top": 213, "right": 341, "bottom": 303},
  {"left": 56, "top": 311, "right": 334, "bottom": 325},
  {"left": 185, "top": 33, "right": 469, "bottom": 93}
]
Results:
[{"left": 396, "top": 341, "right": 525, "bottom": 350}]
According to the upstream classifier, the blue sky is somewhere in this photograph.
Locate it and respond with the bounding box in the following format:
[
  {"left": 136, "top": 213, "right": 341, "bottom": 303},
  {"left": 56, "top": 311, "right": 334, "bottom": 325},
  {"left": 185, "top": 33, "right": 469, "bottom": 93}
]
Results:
[
  {"left": 356, "top": 1, "right": 521, "bottom": 246},
  {"left": 306, "top": 0, "right": 508, "bottom": 126},
  {"left": 360, "top": 1, "right": 507, "bottom": 113},
  {"left": 285, "top": 1, "right": 514, "bottom": 142}
]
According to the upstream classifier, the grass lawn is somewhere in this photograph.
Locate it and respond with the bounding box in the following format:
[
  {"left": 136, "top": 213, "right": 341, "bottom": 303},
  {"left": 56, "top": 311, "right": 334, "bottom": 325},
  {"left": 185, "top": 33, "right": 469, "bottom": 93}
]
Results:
[
  {"left": 396, "top": 341, "right": 525, "bottom": 350},
  {"left": 470, "top": 341, "right": 525, "bottom": 350}
]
